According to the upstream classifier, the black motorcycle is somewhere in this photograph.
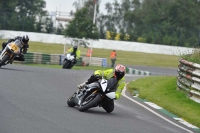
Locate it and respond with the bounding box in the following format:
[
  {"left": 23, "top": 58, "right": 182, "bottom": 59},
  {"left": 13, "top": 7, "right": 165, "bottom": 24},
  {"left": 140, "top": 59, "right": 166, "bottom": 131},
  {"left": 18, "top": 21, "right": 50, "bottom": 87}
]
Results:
[{"left": 67, "top": 77, "right": 118, "bottom": 113}]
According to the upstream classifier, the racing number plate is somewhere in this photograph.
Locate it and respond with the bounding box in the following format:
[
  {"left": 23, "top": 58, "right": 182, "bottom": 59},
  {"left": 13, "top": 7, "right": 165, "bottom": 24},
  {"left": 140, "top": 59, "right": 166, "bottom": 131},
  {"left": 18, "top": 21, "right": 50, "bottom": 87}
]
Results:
[
  {"left": 11, "top": 44, "right": 18, "bottom": 51},
  {"left": 101, "top": 79, "right": 107, "bottom": 92}
]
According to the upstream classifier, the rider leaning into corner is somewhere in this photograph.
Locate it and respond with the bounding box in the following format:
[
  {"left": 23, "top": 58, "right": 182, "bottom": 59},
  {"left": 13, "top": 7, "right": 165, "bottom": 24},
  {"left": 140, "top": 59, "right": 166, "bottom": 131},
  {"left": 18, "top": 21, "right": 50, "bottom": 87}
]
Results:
[
  {"left": 78, "top": 64, "right": 126, "bottom": 112},
  {"left": 67, "top": 45, "right": 81, "bottom": 65},
  {"left": 1, "top": 35, "right": 29, "bottom": 64}
]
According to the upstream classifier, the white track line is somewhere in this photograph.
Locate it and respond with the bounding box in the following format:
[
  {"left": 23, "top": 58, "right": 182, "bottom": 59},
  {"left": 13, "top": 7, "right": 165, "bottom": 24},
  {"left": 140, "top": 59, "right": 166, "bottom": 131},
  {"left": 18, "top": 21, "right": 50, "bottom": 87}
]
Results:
[{"left": 122, "top": 84, "right": 194, "bottom": 133}]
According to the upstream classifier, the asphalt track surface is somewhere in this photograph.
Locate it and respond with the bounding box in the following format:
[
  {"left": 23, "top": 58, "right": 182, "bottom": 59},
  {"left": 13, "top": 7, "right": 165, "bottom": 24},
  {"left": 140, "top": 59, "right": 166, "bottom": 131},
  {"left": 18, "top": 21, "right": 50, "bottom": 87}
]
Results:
[{"left": 0, "top": 65, "right": 197, "bottom": 133}]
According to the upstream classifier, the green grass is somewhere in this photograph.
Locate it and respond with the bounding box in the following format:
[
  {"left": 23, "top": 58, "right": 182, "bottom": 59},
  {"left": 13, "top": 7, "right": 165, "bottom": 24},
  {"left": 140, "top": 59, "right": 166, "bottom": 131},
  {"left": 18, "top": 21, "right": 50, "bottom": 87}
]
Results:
[
  {"left": 21, "top": 64, "right": 111, "bottom": 71},
  {"left": 0, "top": 39, "right": 180, "bottom": 68},
  {"left": 127, "top": 76, "right": 200, "bottom": 128}
]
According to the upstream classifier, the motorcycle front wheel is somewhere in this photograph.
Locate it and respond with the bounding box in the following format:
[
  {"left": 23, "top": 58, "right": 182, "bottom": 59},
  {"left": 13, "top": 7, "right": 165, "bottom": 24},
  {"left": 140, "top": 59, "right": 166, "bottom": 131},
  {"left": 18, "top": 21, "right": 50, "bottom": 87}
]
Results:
[
  {"left": 79, "top": 93, "right": 101, "bottom": 112},
  {"left": 67, "top": 93, "right": 76, "bottom": 107},
  {"left": 62, "top": 60, "right": 68, "bottom": 69},
  {"left": 0, "top": 54, "right": 10, "bottom": 67}
]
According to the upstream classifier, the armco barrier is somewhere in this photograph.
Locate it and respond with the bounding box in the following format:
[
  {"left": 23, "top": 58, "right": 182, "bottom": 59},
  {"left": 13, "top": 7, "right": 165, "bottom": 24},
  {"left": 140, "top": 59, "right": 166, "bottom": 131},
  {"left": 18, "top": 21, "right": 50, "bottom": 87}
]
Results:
[
  {"left": 177, "top": 58, "right": 200, "bottom": 103},
  {"left": 22, "top": 53, "right": 60, "bottom": 65}
]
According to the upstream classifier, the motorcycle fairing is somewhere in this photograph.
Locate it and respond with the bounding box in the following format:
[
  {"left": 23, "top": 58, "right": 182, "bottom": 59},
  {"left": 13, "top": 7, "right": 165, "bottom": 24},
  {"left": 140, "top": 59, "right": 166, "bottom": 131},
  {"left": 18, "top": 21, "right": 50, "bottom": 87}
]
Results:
[
  {"left": 65, "top": 53, "right": 75, "bottom": 61},
  {"left": 86, "top": 82, "right": 101, "bottom": 92},
  {"left": 100, "top": 78, "right": 107, "bottom": 92},
  {"left": 105, "top": 78, "right": 118, "bottom": 92}
]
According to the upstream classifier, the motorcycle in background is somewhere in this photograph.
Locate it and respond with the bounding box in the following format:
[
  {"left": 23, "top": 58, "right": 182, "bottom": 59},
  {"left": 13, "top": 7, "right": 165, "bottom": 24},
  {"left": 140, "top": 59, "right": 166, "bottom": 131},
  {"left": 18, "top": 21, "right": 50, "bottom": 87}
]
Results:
[
  {"left": 0, "top": 40, "right": 22, "bottom": 67},
  {"left": 62, "top": 53, "right": 76, "bottom": 69},
  {"left": 67, "top": 77, "right": 117, "bottom": 113}
]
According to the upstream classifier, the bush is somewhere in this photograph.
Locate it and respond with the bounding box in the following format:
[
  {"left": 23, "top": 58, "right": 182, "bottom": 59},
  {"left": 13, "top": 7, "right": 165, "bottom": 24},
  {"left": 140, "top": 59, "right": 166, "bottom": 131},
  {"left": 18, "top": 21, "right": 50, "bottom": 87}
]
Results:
[
  {"left": 137, "top": 37, "right": 146, "bottom": 42},
  {"left": 181, "top": 47, "right": 200, "bottom": 64}
]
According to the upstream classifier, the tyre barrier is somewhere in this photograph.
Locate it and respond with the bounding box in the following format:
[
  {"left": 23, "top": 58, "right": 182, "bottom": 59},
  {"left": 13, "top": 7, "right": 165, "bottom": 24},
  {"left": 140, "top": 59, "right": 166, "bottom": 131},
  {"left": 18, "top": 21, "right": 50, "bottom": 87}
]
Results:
[
  {"left": 14, "top": 52, "right": 107, "bottom": 67},
  {"left": 177, "top": 58, "right": 200, "bottom": 103}
]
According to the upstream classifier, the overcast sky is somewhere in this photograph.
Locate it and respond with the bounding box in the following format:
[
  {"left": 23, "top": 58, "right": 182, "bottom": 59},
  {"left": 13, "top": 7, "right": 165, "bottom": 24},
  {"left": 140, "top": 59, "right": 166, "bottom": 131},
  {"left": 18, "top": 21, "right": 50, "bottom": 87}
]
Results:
[{"left": 44, "top": 0, "right": 115, "bottom": 14}]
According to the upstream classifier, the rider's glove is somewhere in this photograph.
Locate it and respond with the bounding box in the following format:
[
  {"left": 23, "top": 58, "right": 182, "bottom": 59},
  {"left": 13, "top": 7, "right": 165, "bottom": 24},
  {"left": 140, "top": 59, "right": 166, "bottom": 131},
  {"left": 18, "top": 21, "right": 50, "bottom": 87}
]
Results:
[
  {"left": 19, "top": 53, "right": 24, "bottom": 56},
  {"left": 77, "top": 82, "right": 87, "bottom": 89},
  {"left": 22, "top": 49, "right": 28, "bottom": 54},
  {"left": 94, "top": 74, "right": 102, "bottom": 81}
]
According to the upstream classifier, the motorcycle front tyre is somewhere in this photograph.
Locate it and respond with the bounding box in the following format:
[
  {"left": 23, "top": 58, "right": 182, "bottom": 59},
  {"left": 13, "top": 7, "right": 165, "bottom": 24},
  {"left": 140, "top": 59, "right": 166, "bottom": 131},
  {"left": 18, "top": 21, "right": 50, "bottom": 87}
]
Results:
[
  {"left": 68, "top": 63, "right": 74, "bottom": 69},
  {"left": 62, "top": 60, "right": 68, "bottom": 69},
  {"left": 67, "top": 93, "right": 76, "bottom": 107},
  {"left": 0, "top": 54, "right": 10, "bottom": 67},
  {"left": 79, "top": 93, "right": 101, "bottom": 112}
]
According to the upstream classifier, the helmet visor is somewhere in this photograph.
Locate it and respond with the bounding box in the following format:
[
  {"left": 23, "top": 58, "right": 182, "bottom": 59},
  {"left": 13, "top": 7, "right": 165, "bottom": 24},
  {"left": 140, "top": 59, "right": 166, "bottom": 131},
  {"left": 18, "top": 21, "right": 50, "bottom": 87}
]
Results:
[
  {"left": 115, "top": 71, "right": 124, "bottom": 80},
  {"left": 22, "top": 39, "right": 28, "bottom": 44}
]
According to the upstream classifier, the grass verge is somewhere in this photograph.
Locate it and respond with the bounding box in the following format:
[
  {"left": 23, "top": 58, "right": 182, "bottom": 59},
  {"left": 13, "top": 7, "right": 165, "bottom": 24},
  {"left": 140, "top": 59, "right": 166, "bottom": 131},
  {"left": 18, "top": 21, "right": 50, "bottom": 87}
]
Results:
[
  {"left": 127, "top": 76, "right": 200, "bottom": 128},
  {"left": 20, "top": 64, "right": 111, "bottom": 71},
  {"left": 0, "top": 39, "right": 180, "bottom": 68}
]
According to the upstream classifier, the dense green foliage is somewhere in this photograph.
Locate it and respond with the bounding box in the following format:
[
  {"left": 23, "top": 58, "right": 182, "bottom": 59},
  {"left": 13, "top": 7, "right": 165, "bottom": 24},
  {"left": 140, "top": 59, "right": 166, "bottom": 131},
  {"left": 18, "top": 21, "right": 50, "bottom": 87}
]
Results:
[
  {"left": 0, "top": 0, "right": 64, "bottom": 34},
  {"left": 97, "top": 0, "right": 200, "bottom": 46},
  {"left": 69, "top": 0, "right": 200, "bottom": 46},
  {"left": 181, "top": 48, "right": 200, "bottom": 63}
]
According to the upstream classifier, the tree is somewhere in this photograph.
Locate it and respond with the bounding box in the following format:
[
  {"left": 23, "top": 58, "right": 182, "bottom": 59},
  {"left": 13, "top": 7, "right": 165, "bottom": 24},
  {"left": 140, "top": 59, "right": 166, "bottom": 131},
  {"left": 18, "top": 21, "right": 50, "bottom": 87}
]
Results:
[
  {"left": 56, "top": 23, "right": 64, "bottom": 35},
  {"left": 132, "top": 0, "right": 200, "bottom": 46},
  {"left": 95, "top": 0, "right": 200, "bottom": 46},
  {"left": 0, "top": 0, "right": 48, "bottom": 32},
  {"left": 16, "top": 0, "right": 47, "bottom": 31},
  {"left": 64, "top": 8, "right": 99, "bottom": 40},
  {"left": 45, "top": 16, "right": 54, "bottom": 33},
  {"left": 0, "top": 0, "right": 17, "bottom": 30}
]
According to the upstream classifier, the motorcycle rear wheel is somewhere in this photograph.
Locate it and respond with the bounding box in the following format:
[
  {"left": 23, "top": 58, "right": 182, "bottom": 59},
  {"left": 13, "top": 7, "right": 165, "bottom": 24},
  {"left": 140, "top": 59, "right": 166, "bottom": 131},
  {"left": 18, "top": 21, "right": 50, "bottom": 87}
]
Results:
[
  {"left": 0, "top": 54, "right": 10, "bottom": 67},
  {"left": 67, "top": 94, "right": 76, "bottom": 107},
  {"left": 79, "top": 93, "right": 101, "bottom": 112}
]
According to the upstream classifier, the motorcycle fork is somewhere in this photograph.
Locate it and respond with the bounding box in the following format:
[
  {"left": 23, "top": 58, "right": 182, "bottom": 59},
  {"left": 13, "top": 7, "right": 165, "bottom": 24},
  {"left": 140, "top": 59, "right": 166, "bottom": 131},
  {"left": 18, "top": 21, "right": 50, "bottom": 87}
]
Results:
[
  {"left": 92, "top": 90, "right": 98, "bottom": 94},
  {"left": 1, "top": 51, "right": 7, "bottom": 58},
  {"left": 92, "top": 90, "right": 104, "bottom": 101},
  {"left": 1, "top": 51, "right": 11, "bottom": 63},
  {"left": 85, "top": 90, "right": 98, "bottom": 100},
  {"left": 3, "top": 51, "right": 12, "bottom": 58}
]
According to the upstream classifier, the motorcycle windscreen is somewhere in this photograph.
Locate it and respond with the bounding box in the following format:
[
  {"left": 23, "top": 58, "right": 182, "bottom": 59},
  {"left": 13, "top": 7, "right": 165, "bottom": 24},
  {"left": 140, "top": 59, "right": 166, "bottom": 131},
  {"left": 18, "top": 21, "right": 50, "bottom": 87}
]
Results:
[
  {"left": 106, "top": 78, "right": 118, "bottom": 91},
  {"left": 13, "top": 40, "right": 23, "bottom": 48},
  {"left": 66, "top": 53, "right": 75, "bottom": 60},
  {"left": 87, "top": 82, "right": 100, "bottom": 91}
]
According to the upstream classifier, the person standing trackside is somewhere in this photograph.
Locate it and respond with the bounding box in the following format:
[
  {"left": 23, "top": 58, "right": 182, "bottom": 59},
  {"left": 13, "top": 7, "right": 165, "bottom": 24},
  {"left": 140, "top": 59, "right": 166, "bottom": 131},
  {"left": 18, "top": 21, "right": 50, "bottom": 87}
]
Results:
[{"left": 110, "top": 50, "right": 117, "bottom": 67}]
